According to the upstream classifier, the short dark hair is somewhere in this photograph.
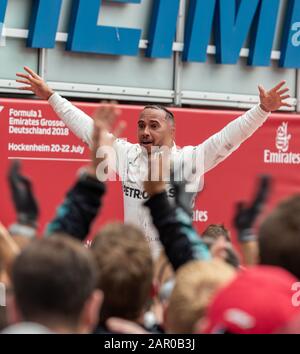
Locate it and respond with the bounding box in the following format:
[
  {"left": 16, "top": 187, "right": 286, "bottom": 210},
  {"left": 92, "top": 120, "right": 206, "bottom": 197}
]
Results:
[
  {"left": 202, "top": 225, "right": 239, "bottom": 268},
  {"left": 259, "top": 195, "right": 300, "bottom": 279},
  {"left": 202, "top": 224, "right": 231, "bottom": 244},
  {"left": 143, "top": 105, "right": 175, "bottom": 124},
  {"left": 12, "top": 236, "right": 98, "bottom": 326},
  {"left": 92, "top": 223, "right": 153, "bottom": 323}
]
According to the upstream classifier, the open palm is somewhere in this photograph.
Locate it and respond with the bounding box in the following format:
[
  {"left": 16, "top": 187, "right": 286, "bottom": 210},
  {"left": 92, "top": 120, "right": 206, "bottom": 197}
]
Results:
[
  {"left": 259, "top": 81, "right": 291, "bottom": 112},
  {"left": 16, "top": 66, "right": 54, "bottom": 100}
]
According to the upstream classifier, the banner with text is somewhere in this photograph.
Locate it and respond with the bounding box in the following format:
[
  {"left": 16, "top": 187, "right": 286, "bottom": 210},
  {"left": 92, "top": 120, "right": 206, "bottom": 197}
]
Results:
[{"left": 0, "top": 98, "right": 299, "bottom": 245}]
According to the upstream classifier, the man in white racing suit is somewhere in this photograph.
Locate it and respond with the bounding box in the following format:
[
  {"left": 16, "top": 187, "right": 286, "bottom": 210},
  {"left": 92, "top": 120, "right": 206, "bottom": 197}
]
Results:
[{"left": 16, "top": 67, "right": 291, "bottom": 258}]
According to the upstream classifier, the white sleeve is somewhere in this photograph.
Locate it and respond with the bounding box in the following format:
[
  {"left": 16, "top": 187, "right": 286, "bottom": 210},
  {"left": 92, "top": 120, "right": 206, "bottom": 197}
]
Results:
[
  {"left": 202, "top": 105, "right": 270, "bottom": 173},
  {"left": 48, "top": 93, "right": 94, "bottom": 147}
]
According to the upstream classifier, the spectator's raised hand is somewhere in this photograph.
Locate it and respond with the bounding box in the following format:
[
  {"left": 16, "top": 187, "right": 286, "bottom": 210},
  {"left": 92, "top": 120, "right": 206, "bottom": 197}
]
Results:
[
  {"left": 92, "top": 101, "right": 125, "bottom": 149},
  {"left": 8, "top": 160, "right": 39, "bottom": 228},
  {"left": 234, "top": 175, "right": 271, "bottom": 235},
  {"left": 90, "top": 102, "right": 126, "bottom": 176}
]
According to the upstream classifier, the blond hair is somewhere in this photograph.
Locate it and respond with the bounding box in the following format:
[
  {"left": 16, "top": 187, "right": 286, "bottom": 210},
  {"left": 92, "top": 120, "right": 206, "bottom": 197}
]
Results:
[{"left": 166, "top": 259, "right": 236, "bottom": 334}]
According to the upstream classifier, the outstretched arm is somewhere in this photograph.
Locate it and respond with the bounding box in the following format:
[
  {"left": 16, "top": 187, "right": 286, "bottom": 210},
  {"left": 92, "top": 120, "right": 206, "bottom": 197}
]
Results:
[
  {"left": 16, "top": 67, "right": 94, "bottom": 146},
  {"left": 145, "top": 191, "right": 211, "bottom": 271},
  {"left": 144, "top": 154, "right": 210, "bottom": 271},
  {"left": 202, "top": 81, "right": 291, "bottom": 173}
]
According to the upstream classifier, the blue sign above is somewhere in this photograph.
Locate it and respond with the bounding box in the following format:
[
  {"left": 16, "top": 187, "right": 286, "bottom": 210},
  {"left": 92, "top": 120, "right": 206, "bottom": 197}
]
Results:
[{"left": 0, "top": 0, "right": 300, "bottom": 68}]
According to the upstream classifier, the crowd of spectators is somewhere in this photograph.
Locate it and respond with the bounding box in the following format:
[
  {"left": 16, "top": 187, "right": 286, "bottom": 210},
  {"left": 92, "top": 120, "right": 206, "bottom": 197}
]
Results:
[{"left": 1, "top": 102, "right": 300, "bottom": 335}]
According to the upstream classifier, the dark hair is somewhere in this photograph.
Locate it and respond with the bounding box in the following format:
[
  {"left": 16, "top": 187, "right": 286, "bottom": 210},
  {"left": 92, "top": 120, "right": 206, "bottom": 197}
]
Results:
[
  {"left": 92, "top": 223, "right": 153, "bottom": 323},
  {"left": 259, "top": 195, "right": 300, "bottom": 279},
  {"left": 12, "top": 236, "right": 98, "bottom": 325},
  {"left": 202, "top": 225, "right": 239, "bottom": 268},
  {"left": 143, "top": 105, "right": 175, "bottom": 124},
  {"left": 202, "top": 224, "right": 231, "bottom": 244}
]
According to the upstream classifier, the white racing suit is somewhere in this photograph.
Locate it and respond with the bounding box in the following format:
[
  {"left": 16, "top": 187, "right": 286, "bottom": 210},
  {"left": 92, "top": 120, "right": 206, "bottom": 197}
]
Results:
[{"left": 48, "top": 93, "right": 270, "bottom": 258}]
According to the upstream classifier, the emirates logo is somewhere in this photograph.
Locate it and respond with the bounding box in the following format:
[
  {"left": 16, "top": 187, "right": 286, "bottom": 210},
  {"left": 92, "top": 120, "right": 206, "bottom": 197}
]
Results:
[
  {"left": 264, "top": 122, "right": 300, "bottom": 165},
  {"left": 276, "top": 122, "right": 291, "bottom": 153}
]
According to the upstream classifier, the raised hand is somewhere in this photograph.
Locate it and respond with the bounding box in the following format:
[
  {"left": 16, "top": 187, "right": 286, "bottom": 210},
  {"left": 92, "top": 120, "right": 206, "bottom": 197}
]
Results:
[
  {"left": 259, "top": 81, "right": 292, "bottom": 112},
  {"left": 234, "top": 175, "right": 271, "bottom": 240},
  {"left": 16, "top": 66, "right": 54, "bottom": 100},
  {"left": 8, "top": 160, "right": 39, "bottom": 227},
  {"left": 91, "top": 102, "right": 126, "bottom": 174},
  {"left": 92, "top": 101, "right": 125, "bottom": 149}
]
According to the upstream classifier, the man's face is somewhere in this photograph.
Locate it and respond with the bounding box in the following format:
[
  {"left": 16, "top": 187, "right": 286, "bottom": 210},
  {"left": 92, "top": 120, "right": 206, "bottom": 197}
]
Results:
[{"left": 137, "top": 108, "right": 175, "bottom": 153}]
